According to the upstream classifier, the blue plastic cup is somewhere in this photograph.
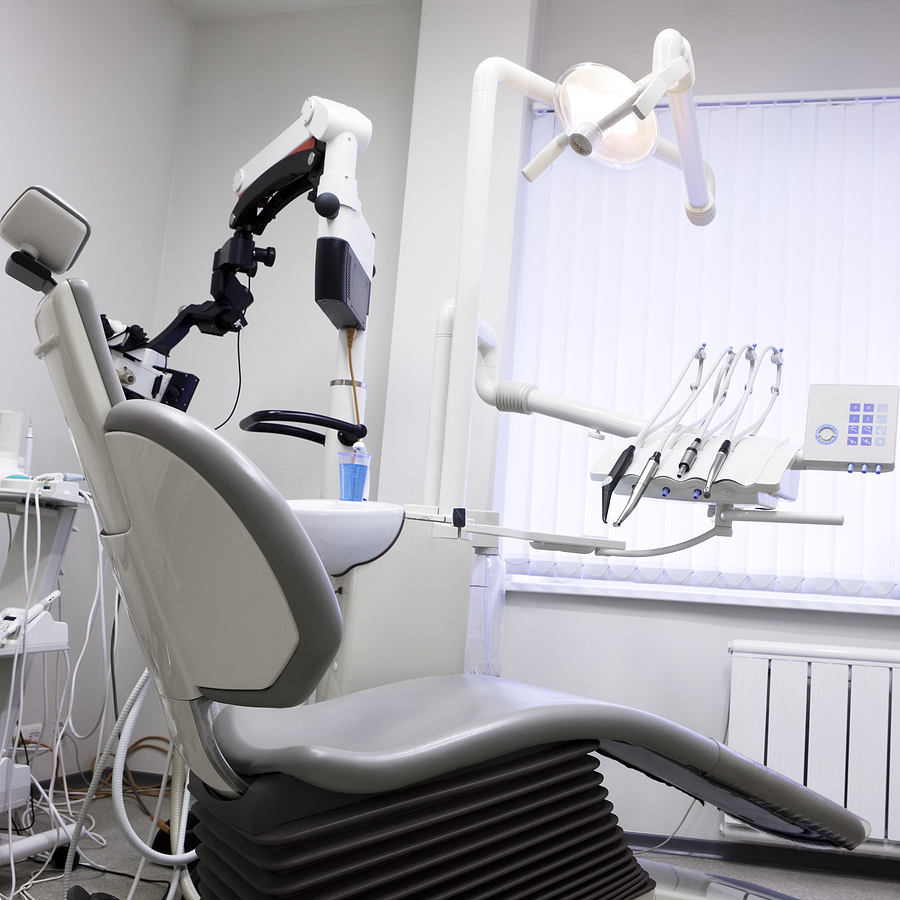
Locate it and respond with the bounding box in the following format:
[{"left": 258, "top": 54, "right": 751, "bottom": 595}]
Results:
[{"left": 338, "top": 451, "right": 371, "bottom": 501}]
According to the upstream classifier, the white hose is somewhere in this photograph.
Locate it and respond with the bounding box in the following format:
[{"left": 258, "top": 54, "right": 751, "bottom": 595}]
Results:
[{"left": 112, "top": 680, "right": 198, "bottom": 867}]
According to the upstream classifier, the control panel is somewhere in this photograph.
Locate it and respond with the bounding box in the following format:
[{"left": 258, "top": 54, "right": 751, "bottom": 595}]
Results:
[{"left": 803, "top": 384, "right": 899, "bottom": 471}]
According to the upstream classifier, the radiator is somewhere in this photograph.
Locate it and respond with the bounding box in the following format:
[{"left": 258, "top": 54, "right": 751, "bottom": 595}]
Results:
[{"left": 727, "top": 640, "right": 900, "bottom": 847}]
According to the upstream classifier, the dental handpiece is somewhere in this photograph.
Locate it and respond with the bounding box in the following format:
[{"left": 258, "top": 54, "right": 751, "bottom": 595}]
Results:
[
  {"left": 614, "top": 451, "right": 660, "bottom": 527},
  {"left": 703, "top": 439, "right": 731, "bottom": 498},
  {"left": 676, "top": 437, "right": 702, "bottom": 478},
  {"left": 601, "top": 444, "right": 635, "bottom": 524}
]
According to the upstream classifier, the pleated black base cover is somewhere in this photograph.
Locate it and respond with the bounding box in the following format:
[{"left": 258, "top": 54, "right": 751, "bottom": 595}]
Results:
[{"left": 190, "top": 740, "right": 654, "bottom": 900}]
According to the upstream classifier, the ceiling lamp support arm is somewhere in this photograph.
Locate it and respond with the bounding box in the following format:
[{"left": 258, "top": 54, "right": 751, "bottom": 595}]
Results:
[{"left": 437, "top": 59, "right": 556, "bottom": 516}]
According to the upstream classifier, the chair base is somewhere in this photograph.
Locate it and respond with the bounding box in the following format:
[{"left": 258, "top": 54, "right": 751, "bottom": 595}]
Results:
[{"left": 190, "top": 740, "right": 655, "bottom": 900}]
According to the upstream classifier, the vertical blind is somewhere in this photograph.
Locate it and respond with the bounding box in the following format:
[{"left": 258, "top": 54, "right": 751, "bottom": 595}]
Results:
[{"left": 496, "top": 95, "right": 900, "bottom": 598}]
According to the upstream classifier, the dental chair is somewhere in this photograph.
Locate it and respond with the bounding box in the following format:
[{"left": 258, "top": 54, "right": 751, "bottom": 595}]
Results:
[{"left": 31, "top": 274, "right": 867, "bottom": 900}]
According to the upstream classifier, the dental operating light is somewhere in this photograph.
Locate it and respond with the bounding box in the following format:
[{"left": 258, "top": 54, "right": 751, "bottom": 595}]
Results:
[
  {"left": 553, "top": 63, "right": 659, "bottom": 167},
  {"left": 521, "top": 29, "right": 715, "bottom": 228}
]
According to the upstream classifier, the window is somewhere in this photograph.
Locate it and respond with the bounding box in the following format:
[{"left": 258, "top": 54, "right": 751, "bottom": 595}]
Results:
[{"left": 497, "top": 94, "right": 900, "bottom": 598}]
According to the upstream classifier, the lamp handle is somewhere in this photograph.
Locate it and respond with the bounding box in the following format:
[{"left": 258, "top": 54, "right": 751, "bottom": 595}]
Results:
[{"left": 522, "top": 132, "right": 569, "bottom": 183}]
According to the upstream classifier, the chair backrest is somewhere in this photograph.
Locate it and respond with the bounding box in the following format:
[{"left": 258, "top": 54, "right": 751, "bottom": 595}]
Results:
[
  {"left": 34, "top": 279, "right": 342, "bottom": 709},
  {"left": 34, "top": 279, "right": 131, "bottom": 534},
  {"left": 102, "top": 399, "right": 342, "bottom": 707}
]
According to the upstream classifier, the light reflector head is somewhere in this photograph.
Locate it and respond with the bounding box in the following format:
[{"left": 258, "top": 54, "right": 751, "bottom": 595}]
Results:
[{"left": 554, "top": 63, "right": 659, "bottom": 169}]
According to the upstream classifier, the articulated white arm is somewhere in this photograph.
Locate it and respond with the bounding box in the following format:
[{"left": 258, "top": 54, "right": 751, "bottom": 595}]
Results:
[
  {"left": 652, "top": 29, "right": 715, "bottom": 224},
  {"left": 233, "top": 95, "right": 371, "bottom": 198},
  {"left": 473, "top": 316, "right": 646, "bottom": 437}
]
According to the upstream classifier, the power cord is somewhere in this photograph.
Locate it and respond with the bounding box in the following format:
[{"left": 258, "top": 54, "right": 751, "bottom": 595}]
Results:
[{"left": 214, "top": 329, "right": 243, "bottom": 430}]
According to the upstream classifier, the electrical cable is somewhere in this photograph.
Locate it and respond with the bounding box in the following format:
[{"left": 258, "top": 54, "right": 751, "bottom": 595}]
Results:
[
  {"left": 63, "top": 670, "right": 151, "bottom": 895},
  {"left": 720, "top": 345, "right": 762, "bottom": 444},
  {"left": 632, "top": 709, "right": 734, "bottom": 857},
  {"left": 346, "top": 328, "right": 361, "bottom": 425},
  {"left": 57, "top": 492, "right": 110, "bottom": 745},
  {"left": 214, "top": 328, "right": 244, "bottom": 430},
  {"left": 732, "top": 346, "right": 783, "bottom": 442},
  {"left": 697, "top": 344, "right": 754, "bottom": 440},
  {"left": 684, "top": 347, "right": 739, "bottom": 444},
  {"left": 633, "top": 344, "right": 706, "bottom": 449},
  {"left": 599, "top": 522, "right": 732, "bottom": 557},
  {"left": 0, "top": 480, "right": 110, "bottom": 900},
  {"left": 214, "top": 267, "right": 251, "bottom": 431},
  {"left": 632, "top": 798, "right": 698, "bottom": 855},
  {"left": 66, "top": 864, "right": 173, "bottom": 899},
  {"left": 14, "top": 732, "right": 38, "bottom": 832},
  {"left": 700, "top": 346, "right": 764, "bottom": 496},
  {"left": 1, "top": 478, "right": 50, "bottom": 894}
]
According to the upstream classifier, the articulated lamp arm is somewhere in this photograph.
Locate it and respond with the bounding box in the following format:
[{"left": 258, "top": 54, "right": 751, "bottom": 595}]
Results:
[{"left": 436, "top": 34, "right": 715, "bottom": 516}]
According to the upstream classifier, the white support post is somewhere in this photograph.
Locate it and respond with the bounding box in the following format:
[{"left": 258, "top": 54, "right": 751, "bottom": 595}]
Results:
[{"left": 438, "top": 59, "right": 555, "bottom": 516}]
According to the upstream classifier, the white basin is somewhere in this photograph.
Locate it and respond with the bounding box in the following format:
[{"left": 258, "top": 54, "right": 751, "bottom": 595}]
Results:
[{"left": 288, "top": 499, "right": 405, "bottom": 576}]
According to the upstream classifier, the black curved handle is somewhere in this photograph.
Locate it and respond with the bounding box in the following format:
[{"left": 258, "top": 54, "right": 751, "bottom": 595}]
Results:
[{"left": 239, "top": 409, "right": 367, "bottom": 447}]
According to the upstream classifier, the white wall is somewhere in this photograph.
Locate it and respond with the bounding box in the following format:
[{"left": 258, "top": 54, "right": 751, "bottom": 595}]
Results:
[
  {"left": 380, "top": 0, "right": 542, "bottom": 510},
  {"left": 502, "top": 588, "right": 900, "bottom": 839},
  {"left": 0, "top": 0, "right": 194, "bottom": 776},
  {"left": 0, "top": 0, "right": 192, "bottom": 472},
  {"left": 156, "top": 0, "right": 421, "bottom": 503},
  {"left": 539, "top": 0, "right": 900, "bottom": 95}
]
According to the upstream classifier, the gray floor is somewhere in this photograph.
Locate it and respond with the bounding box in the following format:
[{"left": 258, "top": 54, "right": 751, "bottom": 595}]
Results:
[
  {"left": 2, "top": 794, "right": 899, "bottom": 900},
  {"left": 638, "top": 850, "right": 900, "bottom": 900},
  {"left": 1, "top": 790, "right": 176, "bottom": 900}
]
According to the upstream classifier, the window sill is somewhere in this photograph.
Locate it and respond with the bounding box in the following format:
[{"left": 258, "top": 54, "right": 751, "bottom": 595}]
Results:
[{"left": 506, "top": 574, "right": 900, "bottom": 616}]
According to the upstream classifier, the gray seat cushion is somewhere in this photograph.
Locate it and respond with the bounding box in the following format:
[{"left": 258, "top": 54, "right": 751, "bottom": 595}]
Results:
[{"left": 213, "top": 673, "right": 868, "bottom": 849}]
